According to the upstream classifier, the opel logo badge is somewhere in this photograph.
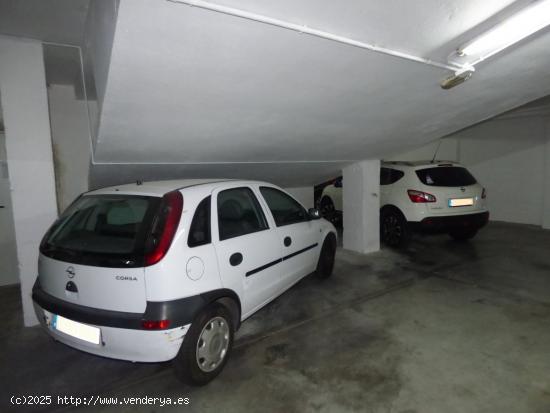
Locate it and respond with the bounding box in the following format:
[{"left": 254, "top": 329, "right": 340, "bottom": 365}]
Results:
[
  {"left": 460, "top": 187, "right": 466, "bottom": 192},
  {"left": 66, "top": 266, "right": 75, "bottom": 279}
]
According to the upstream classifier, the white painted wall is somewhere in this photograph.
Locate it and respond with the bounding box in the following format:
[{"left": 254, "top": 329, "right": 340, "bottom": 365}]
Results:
[
  {"left": 343, "top": 160, "right": 380, "bottom": 254},
  {"left": 0, "top": 132, "right": 19, "bottom": 286},
  {"left": 47, "top": 84, "right": 91, "bottom": 212},
  {"left": 284, "top": 187, "right": 314, "bottom": 209},
  {"left": 389, "top": 111, "right": 550, "bottom": 227},
  {"left": 456, "top": 117, "right": 547, "bottom": 226},
  {"left": 0, "top": 36, "right": 58, "bottom": 326}
]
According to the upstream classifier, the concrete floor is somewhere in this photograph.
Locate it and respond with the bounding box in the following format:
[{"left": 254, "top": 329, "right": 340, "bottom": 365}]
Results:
[{"left": 1, "top": 222, "right": 549, "bottom": 412}]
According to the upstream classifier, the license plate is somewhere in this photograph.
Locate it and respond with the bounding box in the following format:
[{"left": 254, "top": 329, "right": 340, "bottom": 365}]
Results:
[
  {"left": 52, "top": 314, "right": 101, "bottom": 345},
  {"left": 448, "top": 198, "right": 474, "bottom": 207}
]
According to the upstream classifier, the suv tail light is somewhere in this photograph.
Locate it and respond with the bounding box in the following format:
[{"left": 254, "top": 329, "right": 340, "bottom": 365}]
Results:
[
  {"left": 144, "top": 191, "right": 183, "bottom": 266},
  {"left": 482, "top": 188, "right": 487, "bottom": 199},
  {"left": 408, "top": 190, "right": 436, "bottom": 203}
]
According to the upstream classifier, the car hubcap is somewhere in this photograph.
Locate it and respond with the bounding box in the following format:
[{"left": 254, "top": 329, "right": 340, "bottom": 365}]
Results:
[{"left": 196, "top": 316, "right": 230, "bottom": 373}]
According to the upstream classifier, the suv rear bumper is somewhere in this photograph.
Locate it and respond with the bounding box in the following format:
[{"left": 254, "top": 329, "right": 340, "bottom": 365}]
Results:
[{"left": 409, "top": 211, "right": 489, "bottom": 234}]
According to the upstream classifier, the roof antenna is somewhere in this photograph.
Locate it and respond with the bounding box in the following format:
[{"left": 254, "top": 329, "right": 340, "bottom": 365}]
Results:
[{"left": 431, "top": 140, "right": 442, "bottom": 163}]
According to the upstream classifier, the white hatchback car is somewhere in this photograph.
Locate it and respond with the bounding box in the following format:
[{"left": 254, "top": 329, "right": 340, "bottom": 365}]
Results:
[
  {"left": 33, "top": 179, "right": 337, "bottom": 385},
  {"left": 319, "top": 161, "right": 489, "bottom": 246}
]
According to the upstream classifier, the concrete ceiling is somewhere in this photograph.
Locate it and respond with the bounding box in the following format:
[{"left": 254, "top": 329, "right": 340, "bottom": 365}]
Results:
[
  {"left": 0, "top": 0, "right": 89, "bottom": 45},
  {"left": 89, "top": 0, "right": 550, "bottom": 187},
  {"left": 1, "top": 0, "right": 550, "bottom": 187}
]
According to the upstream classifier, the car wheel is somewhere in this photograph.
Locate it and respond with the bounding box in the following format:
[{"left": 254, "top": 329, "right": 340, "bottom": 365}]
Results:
[
  {"left": 315, "top": 234, "right": 337, "bottom": 279},
  {"left": 448, "top": 228, "right": 478, "bottom": 241},
  {"left": 320, "top": 196, "right": 337, "bottom": 222},
  {"left": 174, "top": 303, "right": 234, "bottom": 386},
  {"left": 381, "top": 209, "right": 410, "bottom": 248}
]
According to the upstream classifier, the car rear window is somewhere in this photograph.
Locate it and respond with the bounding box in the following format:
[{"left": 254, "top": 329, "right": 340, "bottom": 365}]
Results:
[
  {"left": 40, "top": 195, "right": 161, "bottom": 267},
  {"left": 415, "top": 167, "right": 477, "bottom": 187}
]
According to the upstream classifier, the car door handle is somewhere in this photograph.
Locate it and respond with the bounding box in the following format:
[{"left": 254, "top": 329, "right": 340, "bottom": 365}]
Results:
[
  {"left": 229, "top": 253, "right": 243, "bottom": 266},
  {"left": 284, "top": 236, "right": 292, "bottom": 247}
]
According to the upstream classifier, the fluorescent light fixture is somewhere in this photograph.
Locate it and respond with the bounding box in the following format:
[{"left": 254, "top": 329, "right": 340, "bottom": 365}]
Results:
[{"left": 458, "top": 0, "right": 550, "bottom": 62}]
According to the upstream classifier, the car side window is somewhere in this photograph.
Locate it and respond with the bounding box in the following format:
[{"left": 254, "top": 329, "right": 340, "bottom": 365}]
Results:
[
  {"left": 217, "top": 188, "right": 268, "bottom": 241},
  {"left": 260, "top": 187, "right": 309, "bottom": 227},
  {"left": 188, "top": 196, "right": 211, "bottom": 247},
  {"left": 380, "top": 168, "right": 404, "bottom": 185},
  {"left": 380, "top": 168, "right": 392, "bottom": 185},
  {"left": 390, "top": 169, "right": 405, "bottom": 184}
]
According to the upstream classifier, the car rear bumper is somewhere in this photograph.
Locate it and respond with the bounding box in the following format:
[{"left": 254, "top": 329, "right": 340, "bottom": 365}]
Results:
[
  {"left": 410, "top": 211, "right": 489, "bottom": 234},
  {"left": 33, "top": 301, "right": 188, "bottom": 362},
  {"left": 31, "top": 281, "right": 195, "bottom": 362}
]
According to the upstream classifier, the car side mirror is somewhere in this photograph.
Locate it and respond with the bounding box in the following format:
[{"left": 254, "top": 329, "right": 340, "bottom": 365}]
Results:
[{"left": 308, "top": 208, "right": 321, "bottom": 220}]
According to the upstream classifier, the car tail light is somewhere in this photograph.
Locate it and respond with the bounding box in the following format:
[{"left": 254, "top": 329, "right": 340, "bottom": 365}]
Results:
[
  {"left": 141, "top": 319, "right": 171, "bottom": 330},
  {"left": 144, "top": 191, "right": 183, "bottom": 266},
  {"left": 482, "top": 188, "right": 487, "bottom": 199},
  {"left": 408, "top": 190, "right": 436, "bottom": 203}
]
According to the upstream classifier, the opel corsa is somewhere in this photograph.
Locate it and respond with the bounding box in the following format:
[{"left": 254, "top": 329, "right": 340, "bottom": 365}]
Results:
[{"left": 32, "top": 179, "right": 337, "bottom": 385}]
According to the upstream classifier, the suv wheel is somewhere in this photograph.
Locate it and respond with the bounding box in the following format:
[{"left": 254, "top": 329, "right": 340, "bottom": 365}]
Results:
[
  {"left": 381, "top": 209, "right": 410, "bottom": 248},
  {"left": 174, "top": 303, "right": 234, "bottom": 386},
  {"left": 315, "top": 234, "right": 337, "bottom": 279},
  {"left": 448, "top": 228, "right": 478, "bottom": 241}
]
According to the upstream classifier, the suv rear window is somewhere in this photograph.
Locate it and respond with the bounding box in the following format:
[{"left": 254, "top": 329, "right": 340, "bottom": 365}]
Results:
[
  {"left": 40, "top": 195, "right": 161, "bottom": 267},
  {"left": 416, "top": 167, "right": 477, "bottom": 187}
]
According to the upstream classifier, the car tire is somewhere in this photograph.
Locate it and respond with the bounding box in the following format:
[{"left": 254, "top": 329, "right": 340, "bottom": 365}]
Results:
[
  {"left": 173, "top": 303, "right": 234, "bottom": 386},
  {"left": 448, "top": 228, "right": 478, "bottom": 241},
  {"left": 380, "top": 208, "right": 410, "bottom": 248},
  {"left": 315, "top": 234, "right": 337, "bottom": 279}
]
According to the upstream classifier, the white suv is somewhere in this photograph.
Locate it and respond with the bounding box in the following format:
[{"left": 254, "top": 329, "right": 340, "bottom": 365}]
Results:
[
  {"left": 319, "top": 161, "right": 489, "bottom": 246},
  {"left": 32, "top": 179, "right": 337, "bottom": 385}
]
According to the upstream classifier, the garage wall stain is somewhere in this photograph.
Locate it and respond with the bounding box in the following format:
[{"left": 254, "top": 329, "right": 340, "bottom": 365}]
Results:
[{"left": 51, "top": 141, "right": 64, "bottom": 214}]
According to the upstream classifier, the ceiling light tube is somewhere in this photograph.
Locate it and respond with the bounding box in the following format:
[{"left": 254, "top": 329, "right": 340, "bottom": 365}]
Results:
[{"left": 458, "top": 0, "right": 550, "bottom": 64}]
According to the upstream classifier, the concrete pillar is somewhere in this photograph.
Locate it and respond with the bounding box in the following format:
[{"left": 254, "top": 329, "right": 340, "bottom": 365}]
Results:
[
  {"left": 47, "top": 84, "right": 91, "bottom": 211},
  {"left": 0, "top": 36, "right": 58, "bottom": 326},
  {"left": 343, "top": 160, "right": 380, "bottom": 254},
  {"left": 543, "top": 118, "right": 550, "bottom": 230}
]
